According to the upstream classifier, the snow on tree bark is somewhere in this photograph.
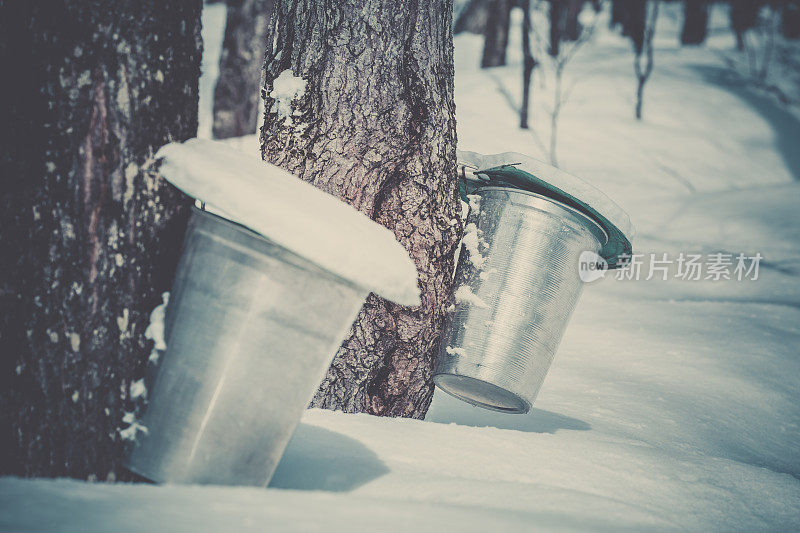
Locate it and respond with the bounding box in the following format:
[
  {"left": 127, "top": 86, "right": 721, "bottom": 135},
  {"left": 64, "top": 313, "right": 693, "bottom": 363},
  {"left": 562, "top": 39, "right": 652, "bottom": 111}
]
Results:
[
  {"left": 261, "top": 0, "right": 461, "bottom": 418},
  {"left": 212, "top": 0, "right": 273, "bottom": 139},
  {"left": 0, "top": 0, "right": 201, "bottom": 479}
]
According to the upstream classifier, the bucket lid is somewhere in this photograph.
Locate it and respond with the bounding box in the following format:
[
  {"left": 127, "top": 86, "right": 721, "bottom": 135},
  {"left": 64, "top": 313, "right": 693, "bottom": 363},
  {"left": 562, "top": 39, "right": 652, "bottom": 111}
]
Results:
[
  {"left": 155, "top": 139, "right": 420, "bottom": 306},
  {"left": 457, "top": 150, "right": 634, "bottom": 269}
]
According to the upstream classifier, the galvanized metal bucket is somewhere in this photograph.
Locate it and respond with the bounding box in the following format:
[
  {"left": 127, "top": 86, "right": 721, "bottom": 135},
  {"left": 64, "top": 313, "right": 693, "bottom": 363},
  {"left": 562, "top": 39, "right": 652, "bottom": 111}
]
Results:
[
  {"left": 126, "top": 207, "right": 367, "bottom": 486},
  {"left": 434, "top": 187, "right": 607, "bottom": 414}
]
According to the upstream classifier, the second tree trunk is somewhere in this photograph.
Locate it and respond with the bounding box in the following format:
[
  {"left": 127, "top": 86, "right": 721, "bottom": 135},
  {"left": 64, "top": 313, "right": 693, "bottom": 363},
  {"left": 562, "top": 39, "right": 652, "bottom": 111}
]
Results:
[
  {"left": 212, "top": 0, "right": 273, "bottom": 139},
  {"left": 260, "top": 0, "right": 461, "bottom": 418}
]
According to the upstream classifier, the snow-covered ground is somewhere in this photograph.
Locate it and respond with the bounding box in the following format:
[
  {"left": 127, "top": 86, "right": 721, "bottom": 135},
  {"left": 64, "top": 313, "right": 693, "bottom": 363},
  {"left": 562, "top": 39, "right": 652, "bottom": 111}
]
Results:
[{"left": 3, "top": 3, "right": 799, "bottom": 531}]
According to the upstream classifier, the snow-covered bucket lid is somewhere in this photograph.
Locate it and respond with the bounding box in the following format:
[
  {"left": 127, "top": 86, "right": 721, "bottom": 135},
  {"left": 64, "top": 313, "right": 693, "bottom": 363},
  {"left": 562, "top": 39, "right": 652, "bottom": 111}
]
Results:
[
  {"left": 156, "top": 139, "right": 420, "bottom": 306},
  {"left": 457, "top": 150, "right": 634, "bottom": 269}
]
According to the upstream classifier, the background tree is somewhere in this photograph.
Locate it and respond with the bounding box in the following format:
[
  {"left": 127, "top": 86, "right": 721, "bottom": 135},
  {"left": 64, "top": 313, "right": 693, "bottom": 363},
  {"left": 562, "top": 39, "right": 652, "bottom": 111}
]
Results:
[
  {"left": 549, "top": 0, "right": 585, "bottom": 54},
  {"left": 0, "top": 0, "right": 201, "bottom": 479},
  {"left": 212, "top": 0, "right": 273, "bottom": 139},
  {"left": 540, "top": 0, "right": 599, "bottom": 164},
  {"left": 260, "top": 0, "right": 461, "bottom": 418},
  {"left": 610, "top": 0, "right": 626, "bottom": 30},
  {"left": 610, "top": 0, "right": 641, "bottom": 38},
  {"left": 633, "top": 0, "right": 660, "bottom": 119},
  {"left": 681, "top": 0, "right": 709, "bottom": 45},
  {"left": 782, "top": 0, "right": 800, "bottom": 39},
  {"left": 549, "top": 0, "right": 565, "bottom": 55},
  {"left": 454, "top": 0, "right": 491, "bottom": 35},
  {"left": 731, "top": 0, "right": 761, "bottom": 50},
  {"left": 481, "top": 0, "right": 514, "bottom": 67},
  {"left": 742, "top": 4, "right": 780, "bottom": 81},
  {"left": 564, "top": 0, "right": 585, "bottom": 41},
  {"left": 520, "top": 0, "right": 538, "bottom": 129}
]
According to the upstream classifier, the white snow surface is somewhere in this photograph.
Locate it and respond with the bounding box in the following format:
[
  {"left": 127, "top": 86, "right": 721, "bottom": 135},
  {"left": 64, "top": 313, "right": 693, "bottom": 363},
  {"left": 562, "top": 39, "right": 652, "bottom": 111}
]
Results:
[
  {"left": 156, "top": 139, "right": 420, "bottom": 306},
  {"left": 4, "top": 3, "right": 800, "bottom": 531}
]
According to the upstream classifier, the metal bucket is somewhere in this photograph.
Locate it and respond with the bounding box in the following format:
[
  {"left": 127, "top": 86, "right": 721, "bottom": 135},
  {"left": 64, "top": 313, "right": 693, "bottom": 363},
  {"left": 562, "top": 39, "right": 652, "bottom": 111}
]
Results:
[
  {"left": 126, "top": 207, "right": 367, "bottom": 486},
  {"left": 434, "top": 187, "right": 607, "bottom": 414}
]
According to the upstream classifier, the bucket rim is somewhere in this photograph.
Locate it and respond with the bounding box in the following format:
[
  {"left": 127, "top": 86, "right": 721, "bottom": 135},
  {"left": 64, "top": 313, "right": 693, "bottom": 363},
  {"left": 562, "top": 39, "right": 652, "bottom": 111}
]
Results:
[
  {"left": 190, "top": 206, "right": 369, "bottom": 296},
  {"left": 475, "top": 186, "right": 609, "bottom": 248},
  {"left": 457, "top": 150, "right": 634, "bottom": 269},
  {"left": 433, "top": 373, "right": 531, "bottom": 414}
]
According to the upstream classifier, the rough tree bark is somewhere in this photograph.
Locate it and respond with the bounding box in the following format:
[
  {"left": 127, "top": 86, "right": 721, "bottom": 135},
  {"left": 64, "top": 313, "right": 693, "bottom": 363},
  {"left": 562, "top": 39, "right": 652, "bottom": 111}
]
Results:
[
  {"left": 681, "top": 0, "right": 709, "bottom": 45},
  {"left": 0, "top": 0, "right": 200, "bottom": 479},
  {"left": 212, "top": 0, "right": 273, "bottom": 139},
  {"left": 481, "top": 0, "right": 514, "bottom": 68},
  {"left": 260, "top": 0, "right": 461, "bottom": 419}
]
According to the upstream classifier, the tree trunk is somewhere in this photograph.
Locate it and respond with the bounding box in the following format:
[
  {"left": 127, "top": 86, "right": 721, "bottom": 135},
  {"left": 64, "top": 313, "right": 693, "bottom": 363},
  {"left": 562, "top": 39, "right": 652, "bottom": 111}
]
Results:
[
  {"left": 610, "top": 0, "right": 624, "bottom": 30},
  {"left": 730, "top": 0, "right": 760, "bottom": 50},
  {"left": 628, "top": 0, "right": 648, "bottom": 54},
  {"left": 212, "top": 0, "right": 273, "bottom": 139},
  {"left": 454, "top": 0, "right": 490, "bottom": 35},
  {"left": 520, "top": 0, "right": 537, "bottom": 129},
  {"left": 611, "top": 0, "right": 640, "bottom": 38},
  {"left": 549, "top": 0, "right": 563, "bottom": 56},
  {"left": 564, "top": 0, "right": 585, "bottom": 41},
  {"left": 681, "top": 0, "right": 709, "bottom": 45},
  {"left": 782, "top": 1, "right": 800, "bottom": 39},
  {"left": 481, "top": 0, "right": 514, "bottom": 68},
  {"left": 634, "top": 0, "right": 659, "bottom": 120},
  {"left": 0, "top": 0, "right": 200, "bottom": 479},
  {"left": 548, "top": 0, "right": 588, "bottom": 52},
  {"left": 260, "top": 0, "right": 460, "bottom": 418}
]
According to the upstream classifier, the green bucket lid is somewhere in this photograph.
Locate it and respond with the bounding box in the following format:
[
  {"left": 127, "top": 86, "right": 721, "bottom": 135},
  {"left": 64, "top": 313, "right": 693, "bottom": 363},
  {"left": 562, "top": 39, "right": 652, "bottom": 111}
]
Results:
[{"left": 458, "top": 151, "right": 634, "bottom": 269}]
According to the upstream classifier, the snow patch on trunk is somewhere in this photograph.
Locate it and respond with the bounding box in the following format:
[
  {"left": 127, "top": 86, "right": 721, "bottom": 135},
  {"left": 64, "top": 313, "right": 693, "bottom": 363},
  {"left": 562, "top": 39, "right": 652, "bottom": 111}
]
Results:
[
  {"left": 144, "top": 292, "right": 168, "bottom": 363},
  {"left": 460, "top": 222, "right": 486, "bottom": 269},
  {"left": 119, "top": 411, "right": 147, "bottom": 442},
  {"left": 270, "top": 71, "right": 306, "bottom": 121}
]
